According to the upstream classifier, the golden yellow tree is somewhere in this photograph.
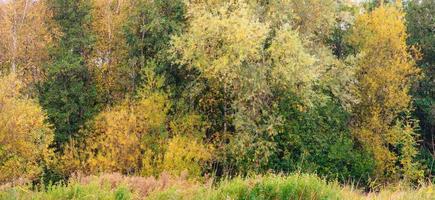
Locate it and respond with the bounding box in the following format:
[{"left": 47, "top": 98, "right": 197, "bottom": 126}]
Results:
[
  {"left": 0, "top": 0, "right": 54, "bottom": 87},
  {"left": 0, "top": 74, "right": 54, "bottom": 184},
  {"left": 84, "top": 84, "right": 170, "bottom": 175},
  {"left": 163, "top": 135, "right": 212, "bottom": 177},
  {"left": 162, "top": 113, "right": 212, "bottom": 177},
  {"left": 90, "top": 0, "right": 130, "bottom": 104},
  {"left": 57, "top": 68, "right": 213, "bottom": 177},
  {"left": 348, "top": 5, "right": 422, "bottom": 182}
]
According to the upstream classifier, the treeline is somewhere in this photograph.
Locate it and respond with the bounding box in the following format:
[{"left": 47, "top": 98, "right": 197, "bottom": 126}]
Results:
[{"left": 0, "top": 0, "right": 433, "bottom": 188}]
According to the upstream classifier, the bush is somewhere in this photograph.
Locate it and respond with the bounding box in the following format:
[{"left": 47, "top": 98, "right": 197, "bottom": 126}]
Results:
[
  {"left": 163, "top": 135, "right": 212, "bottom": 177},
  {"left": 0, "top": 74, "right": 54, "bottom": 184},
  {"left": 273, "top": 96, "right": 375, "bottom": 183},
  {"left": 224, "top": 94, "right": 375, "bottom": 184}
]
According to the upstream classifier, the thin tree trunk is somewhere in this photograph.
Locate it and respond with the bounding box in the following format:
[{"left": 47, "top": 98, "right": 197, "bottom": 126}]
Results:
[{"left": 11, "top": 9, "right": 17, "bottom": 73}]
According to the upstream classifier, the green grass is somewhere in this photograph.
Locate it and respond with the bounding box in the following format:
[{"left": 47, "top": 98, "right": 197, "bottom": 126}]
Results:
[
  {"left": 1, "top": 174, "right": 433, "bottom": 200},
  {"left": 0, "top": 182, "right": 131, "bottom": 200},
  {"left": 147, "top": 174, "right": 342, "bottom": 200}
]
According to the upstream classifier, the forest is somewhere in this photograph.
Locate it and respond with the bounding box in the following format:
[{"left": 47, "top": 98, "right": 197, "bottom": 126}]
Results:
[{"left": 0, "top": 0, "right": 434, "bottom": 199}]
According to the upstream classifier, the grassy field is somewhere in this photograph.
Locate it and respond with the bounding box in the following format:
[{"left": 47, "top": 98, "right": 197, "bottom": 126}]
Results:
[{"left": 1, "top": 173, "right": 433, "bottom": 200}]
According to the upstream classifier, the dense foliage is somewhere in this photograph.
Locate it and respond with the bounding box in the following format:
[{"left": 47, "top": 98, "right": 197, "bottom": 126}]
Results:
[
  {"left": 405, "top": 0, "right": 435, "bottom": 178},
  {"left": 0, "top": 0, "right": 433, "bottom": 194},
  {"left": 0, "top": 74, "right": 54, "bottom": 184}
]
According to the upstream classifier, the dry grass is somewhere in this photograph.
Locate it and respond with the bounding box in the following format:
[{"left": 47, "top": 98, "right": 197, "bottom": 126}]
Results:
[
  {"left": 341, "top": 182, "right": 434, "bottom": 200},
  {"left": 71, "top": 171, "right": 200, "bottom": 198}
]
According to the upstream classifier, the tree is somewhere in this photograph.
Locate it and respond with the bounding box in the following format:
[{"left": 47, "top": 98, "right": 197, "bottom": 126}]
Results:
[
  {"left": 0, "top": 74, "right": 54, "bottom": 184},
  {"left": 163, "top": 135, "right": 212, "bottom": 177},
  {"left": 347, "top": 5, "right": 422, "bottom": 182},
  {"left": 38, "top": 0, "right": 98, "bottom": 148},
  {"left": 288, "top": 0, "right": 338, "bottom": 41},
  {"left": 171, "top": 1, "right": 334, "bottom": 176},
  {"left": 406, "top": 0, "right": 435, "bottom": 158},
  {"left": 85, "top": 96, "right": 168, "bottom": 175},
  {"left": 90, "top": 0, "right": 130, "bottom": 105},
  {"left": 271, "top": 95, "right": 375, "bottom": 183},
  {"left": 58, "top": 68, "right": 212, "bottom": 177},
  {"left": 123, "top": 0, "right": 186, "bottom": 93},
  {"left": 74, "top": 67, "right": 168, "bottom": 175},
  {"left": 0, "top": 0, "right": 54, "bottom": 89}
]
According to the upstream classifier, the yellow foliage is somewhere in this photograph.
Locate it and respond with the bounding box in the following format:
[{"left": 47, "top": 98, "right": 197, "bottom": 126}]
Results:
[
  {"left": 171, "top": 1, "right": 269, "bottom": 82},
  {"left": 0, "top": 0, "right": 54, "bottom": 86},
  {"left": 56, "top": 139, "right": 84, "bottom": 177},
  {"left": 0, "top": 74, "right": 54, "bottom": 184},
  {"left": 90, "top": 0, "right": 130, "bottom": 104},
  {"left": 162, "top": 135, "right": 212, "bottom": 177},
  {"left": 57, "top": 68, "right": 215, "bottom": 177},
  {"left": 289, "top": 0, "right": 337, "bottom": 40},
  {"left": 268, "top": 26, "right": 316, "bottom": 98},
  {"left": 348, "top": 6, "right": 421, "bottom": 182},
  {"left": 84, "top": 91, "right": 170, "bottom": 175},
  {"left": 170, "top": 113, "right": 208, "bottom": 138},
  {"left": 58, "top": 92, "right": 213, "bottom": 178}
]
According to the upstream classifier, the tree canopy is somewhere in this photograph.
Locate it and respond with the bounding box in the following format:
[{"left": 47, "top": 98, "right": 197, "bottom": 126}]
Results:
[{"left": 0, "top": 0, "right": 433, "bottom": 189}]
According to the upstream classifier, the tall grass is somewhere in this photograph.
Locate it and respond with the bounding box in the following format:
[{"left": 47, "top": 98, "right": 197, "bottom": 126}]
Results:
[
  {"left": 148, "top": 174, "right": 342, "bottom": 200},
  {"left": 0, "top": 181, "right": 131, "bottom": 200},
  {"left": 1, "top": 173, "right": 433, "bottom": 200},
  {"left": 148, "top": 174, "right": 434, "bottom": 200}
]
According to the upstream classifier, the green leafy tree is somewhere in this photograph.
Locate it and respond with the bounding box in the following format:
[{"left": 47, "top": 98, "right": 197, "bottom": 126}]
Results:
[
  {"left": 405, "top": 0, "right": 435, "bottom": 178},
  {"left": 38, "top": 0, "right": 98, "bottom": 148},
  {"left": 123, "top": 0, "right": 186, "bottom": 93},
  {"left": 406, "top": 0, "right": 435, "bottom": 152},
  {"left": 171, "top": 1, "right": 364, "bottom": 180},
  {"left": 272, "top": 95, "right": 375, "bottom": 183}
]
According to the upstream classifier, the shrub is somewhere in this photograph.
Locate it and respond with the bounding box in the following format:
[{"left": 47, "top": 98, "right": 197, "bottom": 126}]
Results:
[
  {"left": 0, "top": 74, "right": 54, "bottom": 184},
  {"left": 163, "top": 135, "right": 213, "bottom": 177}
]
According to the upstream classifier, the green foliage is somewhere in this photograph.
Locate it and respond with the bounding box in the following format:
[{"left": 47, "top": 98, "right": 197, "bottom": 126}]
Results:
[
  {"left": 0, "top": 181, "right": 132, "bottom": 200},
  {"left": 171, "top": 1, "right": 330, "bottom": 177},
  {"left": 406, "top": 0, "right": 435, "bottom": 66},
  {"left": 123, "top": 0, "right": 186, "bottom": 92},
  {"left": 275, "top": 96, "right": 375, "bottom": 182},
  {"left": 2, "top": 173, "right": 434, "bottom": 200},
  {"left": 39, "top": 0, "right": 98, "bottom": 148},
  {"left": 405, "top": 0, "right": 435, "bottom": 165},
  {"left": 149, "top": 174, "right": 343, "bottom": 200},
  {"left": 1, "top": 0, "right": 433, "bottom": 191},
  {"left": 225, "top": 94, "right": 375, "bottom": 183}
]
